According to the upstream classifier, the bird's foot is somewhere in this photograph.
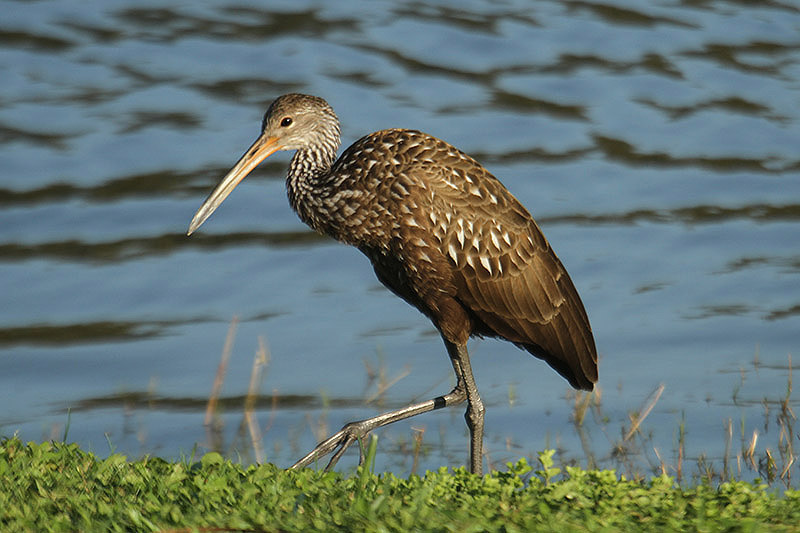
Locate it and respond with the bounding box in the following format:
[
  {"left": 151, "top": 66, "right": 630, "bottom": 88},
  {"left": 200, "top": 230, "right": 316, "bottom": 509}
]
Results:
[
  {"left": 290, "top": 419, "right": 373, "bottom": 471},
  {"left": 289, "top": 384, "right": 467, "bottom": 471}
]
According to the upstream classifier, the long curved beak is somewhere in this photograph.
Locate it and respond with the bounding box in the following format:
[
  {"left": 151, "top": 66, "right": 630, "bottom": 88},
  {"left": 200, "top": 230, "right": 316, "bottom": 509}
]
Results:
[{"left": 187, "top": 134, "right": 282, "bottom": 235}]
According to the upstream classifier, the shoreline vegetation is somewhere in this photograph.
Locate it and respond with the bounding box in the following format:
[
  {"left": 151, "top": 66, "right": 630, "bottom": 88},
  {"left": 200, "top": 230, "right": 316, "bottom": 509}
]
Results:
[
  {"left": 203, "top": 322, "right": 799, "bottom": 488},
  {"left": 3, "top": 324, "right": 797, "bottom": 531},
  {"left": 2, "top": 437, "right": 799, "bottom": 532}
]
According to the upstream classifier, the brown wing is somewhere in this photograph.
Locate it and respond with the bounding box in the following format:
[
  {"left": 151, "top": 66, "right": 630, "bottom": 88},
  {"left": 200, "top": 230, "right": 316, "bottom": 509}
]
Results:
[
  {"left": 346, "top": 129, "right": 598, "bottom": 390},
  {"left": 412, "top": 135, "right": 597, "bottom": 390}
]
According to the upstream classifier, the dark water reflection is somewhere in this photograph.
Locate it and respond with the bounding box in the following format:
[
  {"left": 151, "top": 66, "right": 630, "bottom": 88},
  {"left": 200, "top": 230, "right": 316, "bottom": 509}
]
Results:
[{"left": 1, "top": 0, "right": 799, "bottom": 482}]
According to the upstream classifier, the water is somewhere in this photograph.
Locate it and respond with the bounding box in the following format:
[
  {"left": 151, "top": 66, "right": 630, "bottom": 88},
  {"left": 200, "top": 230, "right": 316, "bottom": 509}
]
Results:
[{"left": 1, "top": 0, "right": 799, "bottom": 480}]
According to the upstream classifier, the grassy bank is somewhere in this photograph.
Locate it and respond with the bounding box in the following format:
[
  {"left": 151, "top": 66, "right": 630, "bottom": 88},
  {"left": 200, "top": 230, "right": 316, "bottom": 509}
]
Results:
[{"left": 2, "top": 437, "right": 799, "bottom": 532}]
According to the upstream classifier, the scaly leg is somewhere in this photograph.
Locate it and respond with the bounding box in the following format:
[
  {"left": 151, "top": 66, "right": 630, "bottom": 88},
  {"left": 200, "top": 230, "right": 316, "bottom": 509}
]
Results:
[
  {"left": 291, "top": 378, "right": 466, "bottom": 471},
  {"left": 291, "top": 336, "right": 485, "bottom": 473},
  {"left": 444, "top": 339, "right": 485, "bottom": 474}
]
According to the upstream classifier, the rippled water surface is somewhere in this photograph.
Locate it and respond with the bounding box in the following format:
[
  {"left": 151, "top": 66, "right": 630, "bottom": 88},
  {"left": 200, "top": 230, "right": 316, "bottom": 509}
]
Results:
[{"left": 2, "top": 0, "right": 799, "bottom": 479}]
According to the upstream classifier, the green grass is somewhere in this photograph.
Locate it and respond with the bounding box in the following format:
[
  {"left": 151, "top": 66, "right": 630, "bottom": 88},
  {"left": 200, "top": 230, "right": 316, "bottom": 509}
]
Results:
[{"left": 2, "top": 437, "right": 799, "bottom": 532}]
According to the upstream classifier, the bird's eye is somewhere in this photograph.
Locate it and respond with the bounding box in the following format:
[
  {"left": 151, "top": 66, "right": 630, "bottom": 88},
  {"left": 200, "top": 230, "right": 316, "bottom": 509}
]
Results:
[{"left": 280, "top": 117, "right": 293, "bottom": 127}]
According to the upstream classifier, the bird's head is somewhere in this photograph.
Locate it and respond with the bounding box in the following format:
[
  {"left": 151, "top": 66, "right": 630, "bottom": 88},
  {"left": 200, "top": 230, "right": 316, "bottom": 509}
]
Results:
[
  {"left": 261, "top": 93, "right": 340, "bottom": 152},
  {"left": 187, "top": 93, "right": 340, "bottom": 235}
]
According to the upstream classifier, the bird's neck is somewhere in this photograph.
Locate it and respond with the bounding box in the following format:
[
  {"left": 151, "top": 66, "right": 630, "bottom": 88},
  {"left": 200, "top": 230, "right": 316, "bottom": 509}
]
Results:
[{"left": 286, "top": 146, "right": 340, "bottom": 233}]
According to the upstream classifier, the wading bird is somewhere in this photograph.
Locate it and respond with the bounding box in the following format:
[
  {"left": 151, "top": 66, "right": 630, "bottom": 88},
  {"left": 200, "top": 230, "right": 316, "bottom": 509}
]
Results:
[{"left": 188, "top": 93, "right": 598, "bottom": 473}]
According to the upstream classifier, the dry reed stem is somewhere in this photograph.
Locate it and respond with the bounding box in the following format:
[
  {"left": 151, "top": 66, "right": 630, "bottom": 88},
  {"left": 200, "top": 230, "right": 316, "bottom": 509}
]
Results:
[
  {"left": 205, "top": 317, "right": 238, "bottom": 427},
  {"left": 745, "top": 430, "right": 758, "bottom": 468},
  {"left": 243, "top": 336, "right": 270, "bottom": 463},
  {"left": 624, "top": 383, "right": 665, "bottom": 441},
  {"left": 723, "top": 418, "right": 733, "bottom": 482},
  {"left": 652, "top": 447, "right": 667, "bottom": 476},
  {"left": 677, "top": 417, "right": 685, "bottom": 483},
  {"left": 572, "top": 390, "right": 592, "bottom": 426},
  {"left": 780, "top": 455, "right": 795, "bottom": 480},
  {"left": 782, "top": 353, "right": 794, "bottom": 419},
  {"left": 365, "top": 365, "right": 411, "bottom": 405},
  {"left": 411, "top": 426, "right": 425, "bottom": 475}
]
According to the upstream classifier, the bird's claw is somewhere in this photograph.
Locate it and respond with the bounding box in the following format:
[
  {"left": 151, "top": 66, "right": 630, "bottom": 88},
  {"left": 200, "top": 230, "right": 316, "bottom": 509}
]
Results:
[{"left": 290, "top": 420, "right": 372, "bottom": 471}]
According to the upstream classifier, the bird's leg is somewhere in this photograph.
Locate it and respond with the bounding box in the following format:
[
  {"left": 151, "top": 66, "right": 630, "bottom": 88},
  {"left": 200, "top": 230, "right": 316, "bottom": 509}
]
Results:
[
  {"left": 444, "top": 339, "right": 485, "bottom": 474},
  {"left": 290, "top": 380, "right": 467, "bottom": 471}
]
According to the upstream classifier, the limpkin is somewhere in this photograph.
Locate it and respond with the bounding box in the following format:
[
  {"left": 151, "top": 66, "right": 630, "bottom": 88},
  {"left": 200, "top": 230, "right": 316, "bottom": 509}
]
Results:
[{"left": 188, "top": 93, "right": 597, "bottom": 474}]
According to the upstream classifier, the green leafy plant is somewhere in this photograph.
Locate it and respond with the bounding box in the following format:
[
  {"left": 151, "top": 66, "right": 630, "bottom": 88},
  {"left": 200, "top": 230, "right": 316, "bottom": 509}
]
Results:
[{"left": 3, "top": 437, "right": 799, "bottom": 532}]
